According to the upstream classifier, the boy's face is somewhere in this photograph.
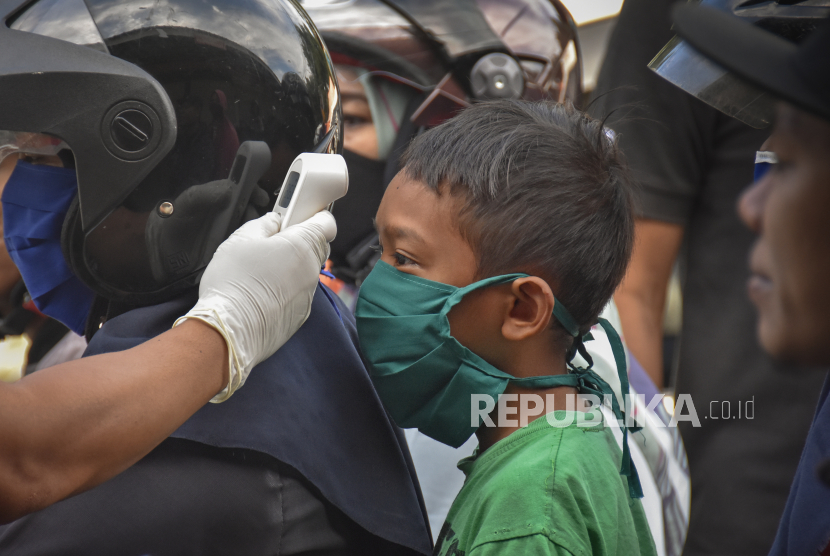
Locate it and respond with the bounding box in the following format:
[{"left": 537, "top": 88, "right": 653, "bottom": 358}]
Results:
[
  {"left": 375, "top": 172, "right": 475, "bottom": 286},
  {"left": 739, "top": 104, "right": 830, "bottom": 365},
  {"left": 374, "top": 172, "right": 512, "bottom": 365}
]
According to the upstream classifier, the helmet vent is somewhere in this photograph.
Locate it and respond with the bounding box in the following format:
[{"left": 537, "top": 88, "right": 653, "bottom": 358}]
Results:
[
  {"left": 111, "top": 109, "right": 153, "bottom": 152},
  {"left": 101, "top": 101, "right": 163, "bottom": 161}
]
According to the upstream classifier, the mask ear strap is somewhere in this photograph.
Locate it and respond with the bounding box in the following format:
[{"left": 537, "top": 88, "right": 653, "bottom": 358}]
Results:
[
  {"left": 597, "top": 317, "right": 644, "bottom": 499},
  {"left": 554, "top": 299, "right": 596, "bottom": 369},
  {"left": 553, "top": 299, "right": 579, "bottom": 337},
  {"left": 553, "top": 298, "right": 643, "bottom": 499}
]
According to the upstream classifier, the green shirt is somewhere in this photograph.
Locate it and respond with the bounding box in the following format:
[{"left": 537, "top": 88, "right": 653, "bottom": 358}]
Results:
[{"left": 433, "top": 410, "right": 657, "bottom": 556}]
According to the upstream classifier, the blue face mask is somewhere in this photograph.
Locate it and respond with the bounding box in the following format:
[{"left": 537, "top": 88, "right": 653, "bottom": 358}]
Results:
[{"left": 2, "top": 161, "right": 95, "bottom": 336}]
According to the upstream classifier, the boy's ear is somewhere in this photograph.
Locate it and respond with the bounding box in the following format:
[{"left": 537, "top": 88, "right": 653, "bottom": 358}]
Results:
[{"left": 502, "top": 277, "right": 555, "bottom": 341}]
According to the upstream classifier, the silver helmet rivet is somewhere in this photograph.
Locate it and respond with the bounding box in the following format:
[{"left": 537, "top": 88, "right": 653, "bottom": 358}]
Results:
[
  {"left": 470, "top": 53, "right": 524, "bottom": 100},
  {"left": 159, "top": 201, "right": 174, "bottom": 216}
]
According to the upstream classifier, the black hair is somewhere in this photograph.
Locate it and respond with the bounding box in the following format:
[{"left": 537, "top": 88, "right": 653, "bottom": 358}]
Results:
[{"left": 401, "top": 100, "right": 635, "bottom": 344}]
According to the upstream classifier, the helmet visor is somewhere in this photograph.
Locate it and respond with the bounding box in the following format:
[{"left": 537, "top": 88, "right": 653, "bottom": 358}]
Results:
[
  {"left": 0, "top": 131, "right": 69, "bottom": 164},
  {"left": 649, "top": 35, "right": 777, "bottom": 129},
  {"left": 2, "top": 0, "right": 101, "bottom": 163}
]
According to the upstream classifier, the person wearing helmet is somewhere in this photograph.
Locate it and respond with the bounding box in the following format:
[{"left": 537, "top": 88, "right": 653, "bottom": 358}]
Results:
[
  {"left": 303, "top": 1, "right": 689, "bottom": 553},
  {"left": 0, "top": 155, "right": 87, "bottom": 377},
  {"left": 0, "top": 2, "right": 337, "bottom": 528},
  {"left": 589, "top": 1, "right": 829, "bottom": 554},
  {"left": 0, "top": 0, "right": 432, "bottom": 553},
  {"left": 654, "top": 6, "right": 830, "bottom": 555},
  {"left": 0, "top": 204, "right": 334, "bottom": 524}
]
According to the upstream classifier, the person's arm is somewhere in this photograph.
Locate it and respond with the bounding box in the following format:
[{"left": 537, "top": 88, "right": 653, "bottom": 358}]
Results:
[
  {"left": 0, "top": 319, "right": 227, "bottom": 523},
  {"left": 614, "top": 218, "right": 684, "bottom": 387},
  {"left": 588, "top": 0, "right": 708, "bottom": 390},
  {"left": 0, "top": 210, "right": 335, "bottom": 523}
]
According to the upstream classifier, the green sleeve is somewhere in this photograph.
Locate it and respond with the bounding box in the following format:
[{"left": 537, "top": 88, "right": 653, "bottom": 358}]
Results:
[{"left": 468, "top": 534, "right": 578, "bottom": 556}]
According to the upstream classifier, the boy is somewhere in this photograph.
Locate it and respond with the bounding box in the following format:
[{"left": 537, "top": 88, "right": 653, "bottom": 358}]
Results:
[{"left": 355, "top": 100, "right": 656, "bottom": 555}]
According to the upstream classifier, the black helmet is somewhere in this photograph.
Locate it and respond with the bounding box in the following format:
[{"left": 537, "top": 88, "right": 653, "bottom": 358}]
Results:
[
  {"left": 648, "top": 0, "right": 830, "bottom": 128},
  {"left": 0, "top": 0, "right": 341, "bottom": 305}
]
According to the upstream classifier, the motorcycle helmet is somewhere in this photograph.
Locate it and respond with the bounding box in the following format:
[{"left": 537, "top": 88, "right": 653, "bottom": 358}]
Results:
[
  {"left": 0, "top": 0, "right": 341, "bottom": 307},
  {"left": 649, "top": 0, "right": 830, "bottom": 128}
]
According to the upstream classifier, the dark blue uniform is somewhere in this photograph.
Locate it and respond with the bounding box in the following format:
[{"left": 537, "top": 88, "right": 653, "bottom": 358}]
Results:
[{"left": 0, "top": 286, "right": 432, "bottom": 555}]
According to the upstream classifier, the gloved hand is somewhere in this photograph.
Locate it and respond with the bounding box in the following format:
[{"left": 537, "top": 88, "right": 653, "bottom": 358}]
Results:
[{"left": 175, "top": 211, "right": 336, "bottom": 402}]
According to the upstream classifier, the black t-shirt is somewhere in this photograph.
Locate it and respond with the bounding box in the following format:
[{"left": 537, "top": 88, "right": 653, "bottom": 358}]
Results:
[{"left": 589, "top": 1, "right": 826, "bottom": 555}]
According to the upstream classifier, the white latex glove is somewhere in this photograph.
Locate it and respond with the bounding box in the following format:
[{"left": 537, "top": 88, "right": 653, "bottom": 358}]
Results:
[{"left": 174, "top": 211, "right": 336, "bottom": 402}]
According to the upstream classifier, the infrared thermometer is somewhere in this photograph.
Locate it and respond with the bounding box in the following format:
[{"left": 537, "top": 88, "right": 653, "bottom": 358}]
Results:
[{"left": 272, "top": 153, "right": 348, "bottom": 232}]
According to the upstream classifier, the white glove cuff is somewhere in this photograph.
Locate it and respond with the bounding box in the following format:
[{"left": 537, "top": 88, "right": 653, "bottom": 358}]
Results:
[{"left": 173, "top": 308, "right": 244, "bottom": 403}]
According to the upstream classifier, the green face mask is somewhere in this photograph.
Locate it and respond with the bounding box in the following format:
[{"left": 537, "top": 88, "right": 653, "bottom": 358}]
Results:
[{"left": 355, "top": 261, "right": 643, "bottom": 498}]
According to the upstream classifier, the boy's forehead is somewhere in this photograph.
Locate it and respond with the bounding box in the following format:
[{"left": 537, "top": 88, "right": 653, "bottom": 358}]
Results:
[
  {"left": 375, "top": 220, "right": 427, "bottom": 245},
  {"left": 376, "top": 173, "right": 445, "bottom": 227},
  {"left": 376, "top": 171, "right": 479, "bottom": 285},
  {"left": 375, "top": 173, "right": 464, "bottom": 246}
]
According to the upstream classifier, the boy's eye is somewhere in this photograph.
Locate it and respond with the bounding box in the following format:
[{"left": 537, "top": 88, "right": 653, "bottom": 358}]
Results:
[
  {"left": 374, "top": 240, "right": 417, "bottom": 267},
  {"left": 392, "top": 252, "right": 416, "bottom": 266}
]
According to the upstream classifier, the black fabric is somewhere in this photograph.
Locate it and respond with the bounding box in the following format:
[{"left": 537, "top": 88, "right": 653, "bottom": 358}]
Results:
[
  {"left": 0, "top": 281, "right": 35, "bottom": 337},
  {"left": 0, "top": 438, "right": 369, "bottom": 555},
  {"left": 330, "top": 150, "right": 386, "bottom": 274},
  {"left": 589, "top": 1, "right": 826, "bottom": 554},
  {"left": 382, "top": 95, "right": 426, "bottom": 188},
  {"left": 24, "top": 319, "right": 69, "bottom": 370},
  {"left": 1, "top": 286, "right": 432, "bottom": 555}
]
